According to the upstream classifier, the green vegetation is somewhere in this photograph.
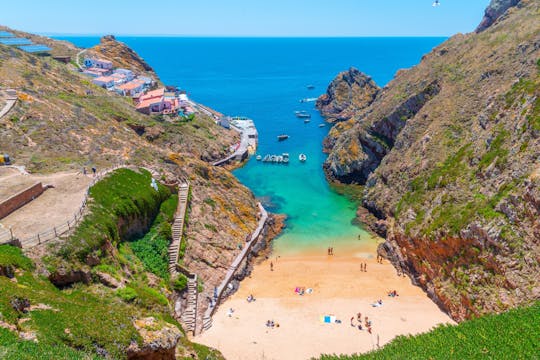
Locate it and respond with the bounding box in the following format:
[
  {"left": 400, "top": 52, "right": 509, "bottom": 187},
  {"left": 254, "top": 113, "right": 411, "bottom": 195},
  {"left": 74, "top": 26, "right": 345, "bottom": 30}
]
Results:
[
  {"left": 129, "top": 194, "right": 178, "bottom": 281},
  {"left": 0, "top": 328, "right": 102, "bottom": 360},
  {"left": 58, "top": 168, "right": 170, "bottom": 264},
  {"left": 173, "top": 273, "right": 188, "bottom": 292},
  {"left": 0, "top": 246, "right": 141, "bottom": 359},
  {"left": 478, "top": 130, "right": 509, "bottom": 171},
  {"left": 318, "top": 302, "right": 540, "bottom": 360},
  {"left": 0, "top": 245, "right": 33, "bottom": 271}
]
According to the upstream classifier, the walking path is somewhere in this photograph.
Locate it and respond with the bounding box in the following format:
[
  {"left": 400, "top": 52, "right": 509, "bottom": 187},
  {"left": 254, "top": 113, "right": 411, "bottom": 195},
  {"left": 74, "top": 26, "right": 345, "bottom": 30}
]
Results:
[
  {"left": 0, "top": 89, "right": 17, "bottom": 120},
  {"left": 212, "top": 125, "right": 249, "bottom": 166},
  {"left": 201, "top": 203, "right": 268, "bottom": 333},
  {"left": 75, "top": 49, "right": 86, "bottom": 70}
]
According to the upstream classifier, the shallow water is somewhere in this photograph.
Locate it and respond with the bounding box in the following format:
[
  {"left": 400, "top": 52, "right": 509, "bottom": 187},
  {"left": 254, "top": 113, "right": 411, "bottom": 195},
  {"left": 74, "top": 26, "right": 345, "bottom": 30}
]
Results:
[{"left": 58, "top": 36, "right": 445, "bottom": 255}]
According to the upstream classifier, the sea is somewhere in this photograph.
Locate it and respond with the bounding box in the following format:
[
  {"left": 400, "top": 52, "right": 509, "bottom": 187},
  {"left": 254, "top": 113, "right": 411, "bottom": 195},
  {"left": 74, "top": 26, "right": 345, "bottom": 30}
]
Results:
[{"left": 56, "top": 36, "right": 445, "bottom": 256}]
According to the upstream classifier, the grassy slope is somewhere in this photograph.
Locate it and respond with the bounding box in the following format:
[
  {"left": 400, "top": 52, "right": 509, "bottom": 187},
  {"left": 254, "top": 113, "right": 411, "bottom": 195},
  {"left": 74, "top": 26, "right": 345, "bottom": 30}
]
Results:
[
  {"left": 318, "top": 301, "right": 540, "bottom": 360},
  {"left": 0, "top": 168, "right": 223, "bottom": 359}
]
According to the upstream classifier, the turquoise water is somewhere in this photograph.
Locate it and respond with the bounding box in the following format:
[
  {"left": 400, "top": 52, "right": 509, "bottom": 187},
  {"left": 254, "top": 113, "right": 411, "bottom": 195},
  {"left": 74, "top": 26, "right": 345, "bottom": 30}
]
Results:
[{"left": 58, "top": 37, "right": 445, "bottom": 255}]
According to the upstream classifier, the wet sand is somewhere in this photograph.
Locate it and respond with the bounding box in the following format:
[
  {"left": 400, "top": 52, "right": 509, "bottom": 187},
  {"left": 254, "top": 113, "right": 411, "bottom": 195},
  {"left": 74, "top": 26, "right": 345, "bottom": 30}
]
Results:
[{"left": 197, "top": 244, "right": 455, "bottom": 360}]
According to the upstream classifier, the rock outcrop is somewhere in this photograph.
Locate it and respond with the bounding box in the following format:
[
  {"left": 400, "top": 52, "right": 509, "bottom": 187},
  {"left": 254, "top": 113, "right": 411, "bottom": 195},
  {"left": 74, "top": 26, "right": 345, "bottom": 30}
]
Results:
[
  {"left": 476, "top": 0, "right": 522, "bottom": 33},
  {"left": 89, "top": 35, "right": 158, "bottom": 79},
  {"left": 316, "top": 67, "right": 380, "bottom": 123},
  {"left": 320, "top": 0, "right": 540, "bottom": 320},
  {"left": 127, "top": 317, "right": 182, "bottom": 360}
]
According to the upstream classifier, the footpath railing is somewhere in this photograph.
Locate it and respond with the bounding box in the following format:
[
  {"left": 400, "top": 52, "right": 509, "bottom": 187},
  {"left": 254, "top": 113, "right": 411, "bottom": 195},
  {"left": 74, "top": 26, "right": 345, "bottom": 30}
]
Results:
[{"left": 0, "top": 164, "right": 129, "bottom": 248}]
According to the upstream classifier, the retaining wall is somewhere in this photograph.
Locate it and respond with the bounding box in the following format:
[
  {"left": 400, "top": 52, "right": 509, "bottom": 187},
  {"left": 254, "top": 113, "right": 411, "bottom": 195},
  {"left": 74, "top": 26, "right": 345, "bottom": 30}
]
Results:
[{"left": 0, "top": 182, "right": 45, "bottom": 220}]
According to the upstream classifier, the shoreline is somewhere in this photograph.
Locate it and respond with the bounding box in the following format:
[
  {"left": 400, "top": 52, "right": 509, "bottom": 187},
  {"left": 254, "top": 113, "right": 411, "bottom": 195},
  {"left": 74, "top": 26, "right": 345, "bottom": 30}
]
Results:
[{"left": 197, "top": 242, "right": 455, "bottom": 360}]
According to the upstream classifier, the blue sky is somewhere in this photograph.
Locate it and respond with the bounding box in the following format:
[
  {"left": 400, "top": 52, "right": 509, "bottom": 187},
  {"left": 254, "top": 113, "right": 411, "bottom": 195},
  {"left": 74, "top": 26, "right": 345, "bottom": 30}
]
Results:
[{"left": 0, "top": 0, "right": 490, "bottom": 37}]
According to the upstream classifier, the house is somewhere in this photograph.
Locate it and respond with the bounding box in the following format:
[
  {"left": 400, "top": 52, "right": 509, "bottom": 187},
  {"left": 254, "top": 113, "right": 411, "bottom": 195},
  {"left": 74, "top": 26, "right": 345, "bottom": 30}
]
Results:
[
  {"left": 85, "top": 58, "right": 113, "bottom": 70},
  {"left": 135, "top": 87, "right": 178, "bottom": 114},
  {"left": 113, "top": 68, "right": 135, "bottom": 81},
  {"left": 138, "top": 76, "right": 154, "bottom": 87},
  {"left": 94, "top": 58, "right": 113, "bottom": 69},
  {"left": 136, "top": 97, "right": 165, "bottom": 114},
  {"left": 83, "top": 67, "right": 112, "bottom": 77},
  {"left": 117, "top": 79, "right": 146, "bottom": 96},
  {"left": 92, "top": 76, "right": 115, "bottom": 89},
  {"left": 110, "top": 73, "right": 127, "bottom": 85}
]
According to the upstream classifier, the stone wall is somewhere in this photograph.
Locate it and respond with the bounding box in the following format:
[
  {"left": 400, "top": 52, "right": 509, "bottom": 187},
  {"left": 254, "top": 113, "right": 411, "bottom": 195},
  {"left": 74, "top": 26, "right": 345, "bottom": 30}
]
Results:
[{"left": 0, "top": 182, "right": 45, "bottom": 220}]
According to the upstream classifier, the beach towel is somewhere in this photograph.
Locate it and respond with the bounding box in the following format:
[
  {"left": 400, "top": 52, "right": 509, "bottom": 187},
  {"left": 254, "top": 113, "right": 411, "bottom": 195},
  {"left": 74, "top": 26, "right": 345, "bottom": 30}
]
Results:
[{"left": 322, "top": 315, "right": 336, "bottom": 323}]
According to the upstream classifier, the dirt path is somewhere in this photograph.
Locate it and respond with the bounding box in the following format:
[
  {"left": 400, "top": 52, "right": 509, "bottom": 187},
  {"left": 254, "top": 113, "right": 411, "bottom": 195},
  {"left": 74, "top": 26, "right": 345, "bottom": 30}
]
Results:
[{"left": 0, "top": 170, "right": 92, "bottom": 241}]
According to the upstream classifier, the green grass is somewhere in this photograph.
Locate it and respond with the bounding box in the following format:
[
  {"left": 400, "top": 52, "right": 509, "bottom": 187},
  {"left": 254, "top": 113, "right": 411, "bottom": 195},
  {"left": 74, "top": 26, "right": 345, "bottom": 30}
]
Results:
[
  {"left": 57, "top": 168, "right": 171, "bottom": 264},
  {"left": 129, "top": 194, "right": 178, "bottom": 281},
  {"left": 317, "top": 301, "right": 540, "bottom": 360},
  {"left": 0, "top": 247, "right": 143, "bottom": 358},
  {"left": 0, "top": 327, "right": 102, "bottom": 360},
  {"left": 0, "top": 245, "right": 33, "bottom": 271}
]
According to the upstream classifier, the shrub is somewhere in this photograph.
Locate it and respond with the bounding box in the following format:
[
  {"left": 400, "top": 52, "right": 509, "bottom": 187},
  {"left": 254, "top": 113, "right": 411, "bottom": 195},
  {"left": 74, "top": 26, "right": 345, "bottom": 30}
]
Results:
[
  {"left": 173, "top": 274, "right": 188, "bottom": 292},
  {"left": 116, "top": 287, "right": 137, "bottom": 302}
]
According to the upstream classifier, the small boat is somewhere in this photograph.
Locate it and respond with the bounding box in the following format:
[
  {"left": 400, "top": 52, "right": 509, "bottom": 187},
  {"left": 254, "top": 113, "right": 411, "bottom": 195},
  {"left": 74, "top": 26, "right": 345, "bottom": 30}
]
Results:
[
  {"left": 304, "top": 119, "right": 311, "bottom": 123},
  {"left": 295, "top": 111, "right": 311, "bottom": 119},
  {"left": 256, "top": 155, "right": 262, "bottom": 161},
  {"left": 318, "top": 123, "right": 326, "bottom": 127},
  {"left": 299, "top": 97, "right": 317, "bottom": 103},
  {"left": 277, "top": 134, "right": 289, "bottom": 141},
  {"left": 299, "top": 153, "right": 307, "bottom": 162},
  {"left": 270, "top": 155, "right": 277, "bottom": 162},
  {"left": 262, "top": 155, "right": 270, "bottom": 162},
  {"left": 282, "top": 153, "right": 290, "bottom": 164},
  {"left": 307, "top": 85, "right": 315, "bottom": 90}
]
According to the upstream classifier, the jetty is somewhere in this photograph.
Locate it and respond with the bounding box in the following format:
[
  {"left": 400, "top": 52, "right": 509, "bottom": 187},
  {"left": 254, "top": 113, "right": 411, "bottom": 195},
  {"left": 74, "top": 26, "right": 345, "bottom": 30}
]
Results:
[{"left": 213, "top": 117, "right": 258, "bottom": 166}]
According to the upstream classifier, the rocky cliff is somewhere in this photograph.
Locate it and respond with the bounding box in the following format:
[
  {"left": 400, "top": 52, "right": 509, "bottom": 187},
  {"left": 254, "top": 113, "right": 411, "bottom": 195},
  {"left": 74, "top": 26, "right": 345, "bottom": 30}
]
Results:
[
  {"left": 87, "top": 35, "right": 158, "bottom": 79},
  {"left": 320, "top": 0, "right": 539, "bottom": 320}
]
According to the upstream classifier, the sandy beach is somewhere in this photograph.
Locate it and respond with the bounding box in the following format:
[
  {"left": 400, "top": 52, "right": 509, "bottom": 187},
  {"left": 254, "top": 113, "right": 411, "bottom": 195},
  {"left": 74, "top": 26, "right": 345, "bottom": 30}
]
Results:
[{"left": 197, "top": 243, "right": 455, "bottom": 360}]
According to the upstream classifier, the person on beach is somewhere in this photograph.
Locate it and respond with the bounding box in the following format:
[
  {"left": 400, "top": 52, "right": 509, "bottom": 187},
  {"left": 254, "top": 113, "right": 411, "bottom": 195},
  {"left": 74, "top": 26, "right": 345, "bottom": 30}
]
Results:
[
  {"left": 368, "top": 326, "right": 372, "bottom": 334},
  {"left": 357, "top": 312, "right": 362, "bottom": 323},
  {"left": 82, "top": 167, "right": 87, "bottom": 175},
  {"left": 270, "top": 261, "right": 273, "bottom": 271},
  {"left": 330, "top": 247, "right": 334, "bottom": 255},
  {"left": 350, "top": 317, "right": 355, "bottom": 327},
  {"left": 364, "top": 316, "right": 369, "bottom": 327},
  {"left": 91, "top": 167, "right": 96, "bottom": 176},
  {"left": 364, "top": 262, "right": 367, "bottom": 272}
]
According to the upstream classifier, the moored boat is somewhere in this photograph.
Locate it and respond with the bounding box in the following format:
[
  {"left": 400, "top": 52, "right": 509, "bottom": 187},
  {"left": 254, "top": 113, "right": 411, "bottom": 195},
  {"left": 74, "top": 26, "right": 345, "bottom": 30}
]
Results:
[
  {"left": 299, "top": 153, "right": 307, "bottom": 162},
  {"left": 277, "top": 134, "right": 289, "bottom": 141},
  {"left": 282, "top": 153, "right": 290, "bottom": 164},
  {"left": 304, "top": 119, "right": 311, "bottom": 123},
  {"left": 256, "top": 154, "right": 262, "bottom": 161},
  {"left": 307, "top": 85, "right": 315, "bottom": 90},
  {"left": 318, "top": 123, "right": 326, "bottom": 127}
]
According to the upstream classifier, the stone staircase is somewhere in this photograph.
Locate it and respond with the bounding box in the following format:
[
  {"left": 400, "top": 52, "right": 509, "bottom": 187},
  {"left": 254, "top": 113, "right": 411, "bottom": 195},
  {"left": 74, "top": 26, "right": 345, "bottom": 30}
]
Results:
[
  {"left": 181, "top": 274, "right": 198, "bottom": 334},
  {"left": 202, "top": 313, "right": 212, "bottom": 332},
  {"left": 168, "top": 182, "right": 190, "bottom": 276}
]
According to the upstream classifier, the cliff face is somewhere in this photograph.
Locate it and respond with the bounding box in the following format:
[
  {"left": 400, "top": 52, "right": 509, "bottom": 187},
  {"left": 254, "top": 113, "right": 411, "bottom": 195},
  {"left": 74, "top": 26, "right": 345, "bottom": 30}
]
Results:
[
  {"left": 316, "top": 67, "right": 380, "bottom": 124},
  {"left": 320, "top": 0, "right": 540, "bottom": 320},
  {"left": 476, "top": 0, "right": 522, "bottom": 33}
]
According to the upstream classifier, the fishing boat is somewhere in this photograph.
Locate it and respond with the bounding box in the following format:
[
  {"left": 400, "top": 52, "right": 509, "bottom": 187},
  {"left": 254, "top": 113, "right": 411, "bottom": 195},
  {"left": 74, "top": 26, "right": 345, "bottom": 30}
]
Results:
[
  {"left": 277, "top": 134, "right": 289, "bottom": 141},
  {"left": 304, "top": 119, "right": 311, "bottom": 123},
  {"left": 299, "top": 153, "right": 307, "bottom": 162},
  {"left": 299, "top": 97, "right": 318, "bottom": 103},
  {"left": 318, "top": 123, "right": 326, "bottom": 127},
  {"left": 307, "top": 85, "right": 315, "bottom": 90},
  {"left": 256, "top": 155, "right": 262, "bottom": 161},
  {"left": 295, "top": 111, "right": 311, "bottom": 119}
]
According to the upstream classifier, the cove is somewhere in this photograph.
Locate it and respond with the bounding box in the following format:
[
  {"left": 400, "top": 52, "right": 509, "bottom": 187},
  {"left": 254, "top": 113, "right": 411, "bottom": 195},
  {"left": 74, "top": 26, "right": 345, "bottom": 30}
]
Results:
[{"left": 57, "top": 36, "right": 446, "bottom": 255}]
